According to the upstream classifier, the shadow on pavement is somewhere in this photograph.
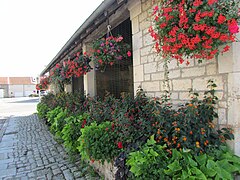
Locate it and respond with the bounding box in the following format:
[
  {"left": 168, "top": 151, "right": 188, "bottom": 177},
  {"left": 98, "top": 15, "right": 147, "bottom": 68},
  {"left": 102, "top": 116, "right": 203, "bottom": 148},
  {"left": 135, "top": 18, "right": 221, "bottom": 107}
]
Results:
[{"left": 9, "top": 98, "right": 39, "bottom": 104}]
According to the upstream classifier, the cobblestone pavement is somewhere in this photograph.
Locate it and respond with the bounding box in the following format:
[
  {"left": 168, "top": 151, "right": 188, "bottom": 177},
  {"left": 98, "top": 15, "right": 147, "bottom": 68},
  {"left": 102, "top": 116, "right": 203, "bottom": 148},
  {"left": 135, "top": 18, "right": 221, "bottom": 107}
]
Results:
[{"left": 0, "top": 114, "right": 99, "bottom": 180}]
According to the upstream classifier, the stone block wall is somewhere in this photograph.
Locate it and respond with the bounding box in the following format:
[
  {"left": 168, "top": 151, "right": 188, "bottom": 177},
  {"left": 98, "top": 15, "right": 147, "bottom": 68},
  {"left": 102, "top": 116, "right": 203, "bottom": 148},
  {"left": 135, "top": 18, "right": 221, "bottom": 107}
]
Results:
[{"left": 128, "top": 0, "right": 240, "bottom": 155}]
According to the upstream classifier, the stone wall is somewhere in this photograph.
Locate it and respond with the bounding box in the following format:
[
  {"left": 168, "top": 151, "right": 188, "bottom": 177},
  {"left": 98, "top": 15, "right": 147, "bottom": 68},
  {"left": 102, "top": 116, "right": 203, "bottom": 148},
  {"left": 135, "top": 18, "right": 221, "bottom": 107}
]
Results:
[{"left": 128, "top": 0, "right": 240, "bottom": 155}]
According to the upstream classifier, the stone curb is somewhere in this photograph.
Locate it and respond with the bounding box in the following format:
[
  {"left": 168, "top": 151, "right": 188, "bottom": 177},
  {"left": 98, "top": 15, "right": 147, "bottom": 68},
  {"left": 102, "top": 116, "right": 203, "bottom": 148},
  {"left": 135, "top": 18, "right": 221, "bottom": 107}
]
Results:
[{"left": 0, "top": 116, "right": 10, "bottom": 142}]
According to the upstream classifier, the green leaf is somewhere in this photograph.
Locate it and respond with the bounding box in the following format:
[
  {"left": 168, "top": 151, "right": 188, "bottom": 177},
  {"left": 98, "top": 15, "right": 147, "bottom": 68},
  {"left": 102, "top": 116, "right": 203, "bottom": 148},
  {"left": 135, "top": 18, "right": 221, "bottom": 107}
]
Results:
[
  {"left": 181, "top": 170, "right": 189, "bottom": 179},
  {"left": 168, "top": 160, "right": 182, "bottom": 171},
  {"left": 216, "top": 160, "right": 239, "bottom": 173},
  {"left": 149, "top": 149, "right": 159, "bottom": 157},
  {"left": 130, "top": 166, "right": 142, "bottom": 176},
  {"left": 172, "top": 149, "right": 182, "bottom": 160},
  {"left": 206, "top": 160, "right": 216, "bottom": 169},
  {"left": 214, "top": 165, "right": 233, "bottom": 180},
  {"left": 200, "top": 165, "right": 216, "bottom": 177},
  {"left": 147, "top": 135, "right": 156, "bottom": 146},
  {"left": 195, "top": 154, "right": 207, "bottom": 166},
  {"left": 190, "top": 167, "right": 207, "bottom": 180}
]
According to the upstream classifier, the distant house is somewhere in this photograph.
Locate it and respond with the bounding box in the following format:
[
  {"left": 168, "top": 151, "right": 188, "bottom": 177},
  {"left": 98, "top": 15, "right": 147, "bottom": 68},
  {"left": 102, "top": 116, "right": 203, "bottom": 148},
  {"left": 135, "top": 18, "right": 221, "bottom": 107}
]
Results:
[{"left": 0, "top": 77, "right": 37, "bottom": 98}]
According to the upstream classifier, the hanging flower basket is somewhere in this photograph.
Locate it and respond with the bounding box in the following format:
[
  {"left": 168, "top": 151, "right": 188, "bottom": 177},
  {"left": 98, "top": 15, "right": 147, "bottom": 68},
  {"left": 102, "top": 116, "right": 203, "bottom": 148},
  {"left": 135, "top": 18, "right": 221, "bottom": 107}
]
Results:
[
  {"left": 149, "top": 0, "right": 239, "bottom": 64},
  {"left": 49, "top": 63, "right": 71, "bottom": 85},
  {"left": 92, "top": 35, "right": 132, "bottom": 71},
  {"left": 64, "top": 52, "right": 92, "bottom": 78},
  {"left": 36, "top": 76, "right": 49, "bottom": 90}
]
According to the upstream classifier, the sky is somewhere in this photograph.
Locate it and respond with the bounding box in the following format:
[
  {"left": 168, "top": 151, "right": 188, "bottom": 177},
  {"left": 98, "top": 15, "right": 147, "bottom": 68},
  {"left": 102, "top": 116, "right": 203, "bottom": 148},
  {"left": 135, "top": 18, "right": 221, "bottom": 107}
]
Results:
[{"left": 0, "top": 0, "right": 103, "bottom": 77}]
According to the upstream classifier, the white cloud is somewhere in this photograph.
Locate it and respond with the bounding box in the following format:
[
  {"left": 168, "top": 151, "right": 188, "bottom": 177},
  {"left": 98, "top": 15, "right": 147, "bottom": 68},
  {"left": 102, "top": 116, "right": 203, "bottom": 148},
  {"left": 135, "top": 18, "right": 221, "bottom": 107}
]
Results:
[{"left": 0, "top": 0, "right": 103, "bottom": 77}]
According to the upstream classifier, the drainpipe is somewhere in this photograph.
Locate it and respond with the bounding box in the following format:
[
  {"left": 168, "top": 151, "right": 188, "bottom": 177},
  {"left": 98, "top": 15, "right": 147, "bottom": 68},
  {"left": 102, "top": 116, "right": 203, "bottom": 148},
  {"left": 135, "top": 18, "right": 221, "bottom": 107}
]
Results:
[{"left": 7, "top": 77, "right": 10, "bottom": 98}]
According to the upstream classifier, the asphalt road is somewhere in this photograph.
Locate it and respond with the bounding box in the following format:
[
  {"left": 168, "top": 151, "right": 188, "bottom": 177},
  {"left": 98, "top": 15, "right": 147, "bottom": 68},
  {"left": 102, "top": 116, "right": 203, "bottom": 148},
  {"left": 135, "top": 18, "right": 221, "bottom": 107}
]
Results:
[{"left": 0, "top": 97, "right": 39, "bottom": 118}]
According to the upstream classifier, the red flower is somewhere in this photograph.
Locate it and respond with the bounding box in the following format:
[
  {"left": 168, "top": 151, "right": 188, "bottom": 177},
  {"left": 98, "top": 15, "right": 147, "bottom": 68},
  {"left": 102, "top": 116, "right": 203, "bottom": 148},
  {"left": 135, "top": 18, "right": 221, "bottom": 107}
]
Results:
[
  {"left": 56, "top": 63, "right": 60, "bottom": 68},
  {"left": 221, "top": 45, "right": 230, "bottom": 53},
  {"left": 127, "top": 51, "right": 131, "bottom": 57},
  {"left": 117, "top": 142, "right": 123, "bottom": 149},
  {"left": 228, "top": 19, "right": 239, "bottom": 34},
  {"left": 153, "top": 5, "right": 158, "bottom": 15},
  {"left": 98, "top": 59, "right": 103, "bottom": 64},
  {"left": 217, "top": 14, "right": 226, "bottom": 24},
  {"left": 208, "top": 0, "right": 217, "bottom": 5},
  {"left": 81, "top": 119, "right": 87, "bottom": 128},
  {"left": 193, "top": 0, "right": 202, "bottom": 7},
  {"left": 160, "top": 22, "right": 167, "bottom": 28},
  {"left": 195, "top": 11, "right": 201, "bottom": 22}
]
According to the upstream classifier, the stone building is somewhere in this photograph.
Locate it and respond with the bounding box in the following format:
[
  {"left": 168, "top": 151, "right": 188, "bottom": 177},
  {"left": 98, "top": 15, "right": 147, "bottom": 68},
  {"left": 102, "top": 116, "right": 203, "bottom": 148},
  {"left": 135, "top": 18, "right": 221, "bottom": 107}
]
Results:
[
  {"left": 0, "top": 77, "right": 36, "bottom": 98},
  {"left": 40, "top": 0, "right": 240, "bottom": 157}
]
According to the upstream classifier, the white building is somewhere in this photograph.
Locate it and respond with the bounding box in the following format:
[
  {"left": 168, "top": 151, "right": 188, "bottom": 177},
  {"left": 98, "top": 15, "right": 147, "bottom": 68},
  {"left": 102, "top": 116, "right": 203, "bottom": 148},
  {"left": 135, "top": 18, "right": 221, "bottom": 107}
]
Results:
[{"left": 0, "top": 77, "right": 37, "bottom": 98}]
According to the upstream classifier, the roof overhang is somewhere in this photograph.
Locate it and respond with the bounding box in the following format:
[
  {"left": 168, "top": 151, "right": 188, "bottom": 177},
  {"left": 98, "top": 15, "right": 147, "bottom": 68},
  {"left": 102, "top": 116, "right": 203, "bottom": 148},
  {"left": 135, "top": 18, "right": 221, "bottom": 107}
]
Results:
[{"left": 40, "top": 0, "right": 128, "bottom": 76}]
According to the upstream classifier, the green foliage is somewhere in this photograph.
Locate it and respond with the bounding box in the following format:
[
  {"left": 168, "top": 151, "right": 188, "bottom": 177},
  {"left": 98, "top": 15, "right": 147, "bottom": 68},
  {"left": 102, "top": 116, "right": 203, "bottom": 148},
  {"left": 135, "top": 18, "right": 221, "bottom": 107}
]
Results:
[
  {"left": 77, "top": 121, "right": 122, "bottom": 163},
  {"left": 87, "top": 93, "right": 117, "bottom": 124},
  {"left": 126, "top": 135, "right": 169, "bottom": 180},
  {"left": 46, "top": 106, "right": 68, "bottom": 138},
  {"left": 46, "top": 106, "right": 63, "bottom": 126},
  {"left": 37, "top": 81, "right": 238, "bottom": 179},
  {"left": 164, "top": 146, "right": 240, "bottom": 180},
  {"left": 113, "top": 90, "right": 161, "bottom": 148},
  {"left": 37, "top": 102, "right": 49, "bottom": 120},
  {"left": 61, "top": 113, "right": 89, "bottom": 153},
  {"left": 154, "top": 80, "right": 234, "bottom": 155},
  {"left": 127, "top": 137, "right": 240, "bottom": 179}
]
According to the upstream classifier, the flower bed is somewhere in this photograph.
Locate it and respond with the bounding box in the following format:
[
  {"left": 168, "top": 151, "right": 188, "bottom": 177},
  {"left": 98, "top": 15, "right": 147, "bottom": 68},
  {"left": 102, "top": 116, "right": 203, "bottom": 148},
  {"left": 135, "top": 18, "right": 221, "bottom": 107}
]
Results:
[{"left": 37, "top": 81, "right": 240, "bottom": 179}]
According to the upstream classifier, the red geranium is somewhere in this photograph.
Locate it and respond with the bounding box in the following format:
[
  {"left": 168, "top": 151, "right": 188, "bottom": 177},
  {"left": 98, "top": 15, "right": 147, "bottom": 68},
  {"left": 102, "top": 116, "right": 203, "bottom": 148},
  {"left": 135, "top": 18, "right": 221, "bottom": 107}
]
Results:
[
  {"left": 36, "top": 76, "right": 49, "bottom": 90},
  {"left": 149, "top": 0, "right": 239, "bottom": 64},
  {"left": 117, "top": 141, "right": 123, "bottom": 149}
]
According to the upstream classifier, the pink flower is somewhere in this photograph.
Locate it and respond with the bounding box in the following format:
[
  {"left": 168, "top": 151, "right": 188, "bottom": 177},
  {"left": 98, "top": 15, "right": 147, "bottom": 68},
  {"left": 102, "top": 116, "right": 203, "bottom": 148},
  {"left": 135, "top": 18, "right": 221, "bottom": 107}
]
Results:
[
  {"left": 116, "top": 36, "right": 123, "bottom": 42},
  {"left": 127, "top": 51, "right": 131, "bottom": 57},
  {"left": 228, "top": 19, "right": 239, "bottom": 34},
  {"left": 98, "top": 59, "right": 103, "bottom": 64}
]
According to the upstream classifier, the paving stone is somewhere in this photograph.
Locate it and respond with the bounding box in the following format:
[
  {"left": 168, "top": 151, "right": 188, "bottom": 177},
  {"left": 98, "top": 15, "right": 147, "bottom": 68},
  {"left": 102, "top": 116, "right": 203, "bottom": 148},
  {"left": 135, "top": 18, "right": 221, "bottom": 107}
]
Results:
[
  {"left": 0, "top": 115, "right": 100, "bottom": 179},
  {"left": 0, "top": 168, "right": 17, "bottom": 178},
  {"left": 52, "top": 168, "right": 61, "bottom": 175},
  {"left": 63, "top": 169, "right": 74, "bottom": 180}
]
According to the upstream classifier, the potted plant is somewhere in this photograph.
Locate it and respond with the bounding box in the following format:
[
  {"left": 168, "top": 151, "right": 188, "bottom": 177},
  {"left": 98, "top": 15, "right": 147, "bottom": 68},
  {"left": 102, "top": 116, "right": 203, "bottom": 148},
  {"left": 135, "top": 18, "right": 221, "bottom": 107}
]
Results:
[
  {"left": 36, "top": 76, "right": 49, "bottom": 90},
  {"left": 149, "top": 0, "right": 239, "bottom": 64},
  {"left": 92, "top": 35, "right": 132, "bottom": 71}
]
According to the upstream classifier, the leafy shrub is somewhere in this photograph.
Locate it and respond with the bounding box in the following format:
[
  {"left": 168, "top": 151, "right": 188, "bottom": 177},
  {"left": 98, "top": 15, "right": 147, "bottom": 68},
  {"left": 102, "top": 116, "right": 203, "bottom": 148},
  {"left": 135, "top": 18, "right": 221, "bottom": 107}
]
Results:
[
  {"left": 164, "top": 146, "right": 240, "bottom": 180},
  {"left": 40, "top": 92, "right": 57, "bottom": 110},
  {"left": 37, "top": 102, "right": 49, "bottom": 120},
  {"left": 113, "top": 90, "right": 162, "bottom": 147},
  {"left": 87, "top": 93, "right": 117, "bottom": 124},
  {"left": 126, "top": 135, "right": 169, "bottom": 180},
  {"left": 46, "top": 106, "right": 62, "bottom": 126},
  {"left": 127, "top": 137, "right": 240, "bottom": 179},
  {"left": 51, "top": 108, "right": 68, "bottom": 138},
  {"left": 78, "top": 121, "right": 122, "bottom": 163},
  {"left": 46, "top": 106, "right": 68, "bottom": 138},
  {"left": 61, "top": 113, "right": 89, "bottom": 153},
  {"left": 154, "top": 80, "right": 234, "bottom": 155}
]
